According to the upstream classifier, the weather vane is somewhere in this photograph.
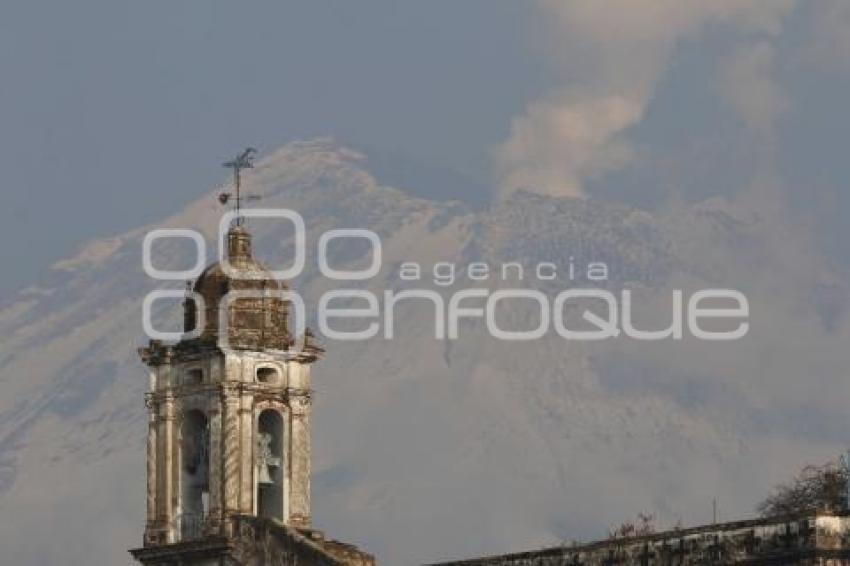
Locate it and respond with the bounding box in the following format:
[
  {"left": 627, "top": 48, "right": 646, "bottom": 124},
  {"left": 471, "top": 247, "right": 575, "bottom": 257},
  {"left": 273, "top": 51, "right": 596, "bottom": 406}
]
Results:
[{"left": 219, "top": 147, "right": 260, "bottom": 226}]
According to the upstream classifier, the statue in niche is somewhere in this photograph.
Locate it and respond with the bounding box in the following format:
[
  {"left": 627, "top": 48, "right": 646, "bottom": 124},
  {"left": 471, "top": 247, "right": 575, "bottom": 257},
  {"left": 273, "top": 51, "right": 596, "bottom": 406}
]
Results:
[{"left": 257, "top": 432, "right": 280, "bottom": 485}]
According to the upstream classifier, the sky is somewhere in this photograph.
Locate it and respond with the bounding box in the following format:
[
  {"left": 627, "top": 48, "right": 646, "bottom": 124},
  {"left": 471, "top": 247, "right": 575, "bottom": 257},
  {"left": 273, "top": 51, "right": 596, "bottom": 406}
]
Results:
[
  {"left": 0, "top": 0, "right": 538, "bottom": 293},
  {"left": 0, "top": 0, "right": 849, "bottom": 291}
]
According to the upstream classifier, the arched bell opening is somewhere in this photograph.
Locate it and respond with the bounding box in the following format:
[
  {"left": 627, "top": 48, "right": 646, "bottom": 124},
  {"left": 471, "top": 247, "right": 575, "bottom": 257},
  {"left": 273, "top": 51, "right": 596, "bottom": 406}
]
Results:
[
  {"left": 180, "top": 409, "right": 209, "bottom": 539},
  {"left": 256, "top": 409, "right": 284, "bottom": 521}
]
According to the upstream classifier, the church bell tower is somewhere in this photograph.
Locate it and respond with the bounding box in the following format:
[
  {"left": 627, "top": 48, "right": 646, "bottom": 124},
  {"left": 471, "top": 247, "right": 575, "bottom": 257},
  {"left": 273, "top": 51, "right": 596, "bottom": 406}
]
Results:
[{"left": 132, "top": 224, "right": 326, "bottom": 560}]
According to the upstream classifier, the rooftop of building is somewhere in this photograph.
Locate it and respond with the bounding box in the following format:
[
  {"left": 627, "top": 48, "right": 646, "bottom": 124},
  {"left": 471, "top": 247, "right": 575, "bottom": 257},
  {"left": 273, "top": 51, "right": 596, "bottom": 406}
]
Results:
[{"left": 430, "top": 512, "right": 850, "bottom": 565}]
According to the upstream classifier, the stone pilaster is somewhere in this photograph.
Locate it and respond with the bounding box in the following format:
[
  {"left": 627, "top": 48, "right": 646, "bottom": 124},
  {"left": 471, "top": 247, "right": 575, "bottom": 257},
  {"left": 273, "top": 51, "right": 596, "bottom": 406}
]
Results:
[
  {"left": 238, "top": 395, "right": 254, "bottom": 514},
  {"left": 222, "top": 387, "right": 241, "bottom": 517},
  {"left": 207, "top": 403, "right": 222, "bottom": 528},
  {"left": 159, "top": 395, "right": 176, "bottom": 543},
  {"left": 288, "top": 390, "right": 312, "bottom": 526},
  {"left": 145, "top": 395, "right": 157, "bottom": 529}
]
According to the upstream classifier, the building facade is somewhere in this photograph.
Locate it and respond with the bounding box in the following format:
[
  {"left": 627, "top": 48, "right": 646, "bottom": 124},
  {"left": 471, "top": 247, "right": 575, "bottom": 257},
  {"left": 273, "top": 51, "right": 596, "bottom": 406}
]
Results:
[{"left": 130, "top": 226, "right": 373, "bottom": 566}]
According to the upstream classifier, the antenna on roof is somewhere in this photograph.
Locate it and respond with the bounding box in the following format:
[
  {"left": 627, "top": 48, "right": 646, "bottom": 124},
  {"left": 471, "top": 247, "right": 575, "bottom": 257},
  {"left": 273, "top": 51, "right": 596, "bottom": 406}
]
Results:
[{"left": 219, "top": 147, "right": 259, "bottom": 226}]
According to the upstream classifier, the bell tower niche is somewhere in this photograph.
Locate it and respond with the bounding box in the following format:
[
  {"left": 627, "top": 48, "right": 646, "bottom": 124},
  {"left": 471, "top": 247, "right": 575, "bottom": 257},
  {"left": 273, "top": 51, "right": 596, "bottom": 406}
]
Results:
[{"left": 136, "top": 224, "right": 324, "bottom": 550}]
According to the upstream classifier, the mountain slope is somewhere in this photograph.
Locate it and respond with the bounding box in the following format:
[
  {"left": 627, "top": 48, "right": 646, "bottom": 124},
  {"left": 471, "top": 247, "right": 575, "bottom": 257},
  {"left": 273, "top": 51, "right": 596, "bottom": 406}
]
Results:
[{"left": 1, "top": 139, "right": 848, "bottom": 565}]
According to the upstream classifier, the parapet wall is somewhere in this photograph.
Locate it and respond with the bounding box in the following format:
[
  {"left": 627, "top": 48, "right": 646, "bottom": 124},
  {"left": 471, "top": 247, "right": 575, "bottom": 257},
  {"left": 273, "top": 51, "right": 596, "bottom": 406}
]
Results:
[{"left": 432, "top": 514, "right": 850, "bottom": 566}]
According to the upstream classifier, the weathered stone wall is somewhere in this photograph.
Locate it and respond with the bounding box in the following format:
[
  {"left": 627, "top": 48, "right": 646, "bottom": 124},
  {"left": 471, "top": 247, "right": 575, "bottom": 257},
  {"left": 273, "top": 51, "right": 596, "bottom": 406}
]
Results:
[
  {"left": 230, "top": 516, "right": 374, "bottom": 566},
  {"left": 432, "top": 514, "right": 850, "bottom": 566},
  {"left": 132, "top": 516, "right": 374, "bottom": 565}
]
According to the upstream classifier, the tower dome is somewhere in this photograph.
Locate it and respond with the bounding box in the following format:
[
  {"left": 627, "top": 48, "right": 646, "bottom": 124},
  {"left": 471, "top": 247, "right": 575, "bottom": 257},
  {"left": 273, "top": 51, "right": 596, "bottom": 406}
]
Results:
[{"left": 184, "top": 226, "right": 291, "bottom": 350}]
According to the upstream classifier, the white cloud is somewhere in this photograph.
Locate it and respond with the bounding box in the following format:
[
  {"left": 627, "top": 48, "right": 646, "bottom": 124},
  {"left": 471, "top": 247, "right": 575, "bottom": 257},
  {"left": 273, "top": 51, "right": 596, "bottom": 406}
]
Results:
[
  {"left": 495, "top": 0, "right": 796, "bottom": 199},
  {"left": 496, "top": 93, "right": 641, "bottom": 198}
]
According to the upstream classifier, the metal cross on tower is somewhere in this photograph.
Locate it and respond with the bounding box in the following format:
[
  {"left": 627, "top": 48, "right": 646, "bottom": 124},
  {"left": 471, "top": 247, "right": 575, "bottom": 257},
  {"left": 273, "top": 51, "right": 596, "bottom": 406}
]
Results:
[{"left": 219, "top": 147, "right": 258, "bottom": 226}]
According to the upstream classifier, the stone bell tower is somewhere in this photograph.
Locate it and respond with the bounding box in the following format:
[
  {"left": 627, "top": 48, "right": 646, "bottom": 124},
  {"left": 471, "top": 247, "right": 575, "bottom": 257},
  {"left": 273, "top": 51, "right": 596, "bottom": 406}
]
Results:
[{"left": 130, "top": 225, "right": 364, "bottom": 565}]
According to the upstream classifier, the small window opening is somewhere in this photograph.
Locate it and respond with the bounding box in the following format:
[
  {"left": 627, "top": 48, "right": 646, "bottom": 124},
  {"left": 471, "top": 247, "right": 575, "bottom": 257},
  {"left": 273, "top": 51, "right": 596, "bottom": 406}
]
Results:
[
  {"left": 256, "top": 367, "right": 279, "bottom": 384},
  {"left": 185, "top": 368, "right": 203, "bottom": 386}
]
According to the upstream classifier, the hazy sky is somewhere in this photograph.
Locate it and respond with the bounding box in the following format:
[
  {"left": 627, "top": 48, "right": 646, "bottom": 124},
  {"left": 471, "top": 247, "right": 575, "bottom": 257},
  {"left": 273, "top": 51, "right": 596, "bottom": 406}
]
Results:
[{"left": 1, "top": 0, "right": 849, "bottom": 293}]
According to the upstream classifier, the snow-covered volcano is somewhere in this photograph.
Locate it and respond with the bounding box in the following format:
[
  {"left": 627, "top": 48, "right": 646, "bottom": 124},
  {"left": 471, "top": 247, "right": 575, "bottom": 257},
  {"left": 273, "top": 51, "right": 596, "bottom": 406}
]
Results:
[{"left": 1, "top": 139, "right": 848, "bottom": 565}]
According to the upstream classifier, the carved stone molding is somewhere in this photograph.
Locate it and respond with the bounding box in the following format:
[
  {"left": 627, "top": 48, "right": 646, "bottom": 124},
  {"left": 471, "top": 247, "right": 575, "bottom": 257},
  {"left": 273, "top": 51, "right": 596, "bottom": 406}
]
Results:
[{"left": 287, "top": 389, "right": 312, "bottom": 414}]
